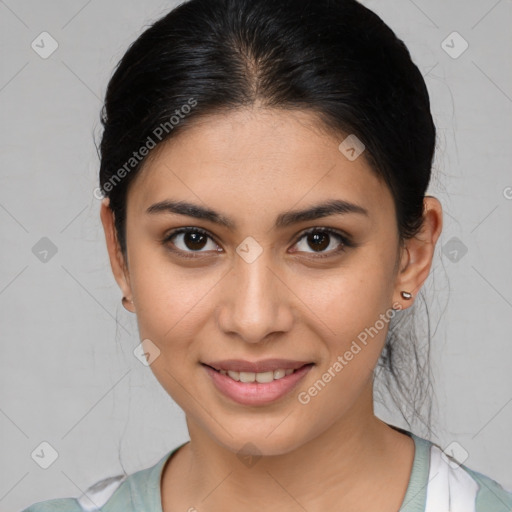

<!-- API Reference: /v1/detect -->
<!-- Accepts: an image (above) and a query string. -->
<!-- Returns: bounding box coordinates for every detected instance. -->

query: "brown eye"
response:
[306,231,330,251]
[180,231,208,250]
[292,228,352,257]
[163,227,220,257]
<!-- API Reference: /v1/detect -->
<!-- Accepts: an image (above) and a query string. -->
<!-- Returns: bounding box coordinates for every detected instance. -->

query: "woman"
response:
[22,0,512,510]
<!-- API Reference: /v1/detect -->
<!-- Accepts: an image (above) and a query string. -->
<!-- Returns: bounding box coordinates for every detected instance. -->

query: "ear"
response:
[100,197,135,313]
[393,196,443,309]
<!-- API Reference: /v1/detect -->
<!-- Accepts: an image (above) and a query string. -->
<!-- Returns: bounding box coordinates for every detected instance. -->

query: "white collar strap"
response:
[424,444,479,512]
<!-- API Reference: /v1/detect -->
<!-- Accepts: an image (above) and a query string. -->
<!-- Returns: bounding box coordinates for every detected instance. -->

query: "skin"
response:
[100,108,443,512]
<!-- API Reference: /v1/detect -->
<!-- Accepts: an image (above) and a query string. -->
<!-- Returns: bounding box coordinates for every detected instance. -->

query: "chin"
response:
[212,426,310,458]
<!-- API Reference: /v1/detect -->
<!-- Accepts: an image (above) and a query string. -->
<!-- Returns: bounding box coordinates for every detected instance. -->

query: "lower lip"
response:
[202,363,314,406]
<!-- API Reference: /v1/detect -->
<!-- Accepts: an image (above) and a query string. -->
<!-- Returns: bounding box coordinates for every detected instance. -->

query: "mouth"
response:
[201,362,315,406]
[201,362,314,384]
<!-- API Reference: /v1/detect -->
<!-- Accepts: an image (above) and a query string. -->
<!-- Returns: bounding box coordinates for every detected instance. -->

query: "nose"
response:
[216,247,294,344]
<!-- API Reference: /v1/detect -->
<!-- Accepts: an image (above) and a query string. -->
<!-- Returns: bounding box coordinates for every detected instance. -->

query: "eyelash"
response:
[162,227,354,260]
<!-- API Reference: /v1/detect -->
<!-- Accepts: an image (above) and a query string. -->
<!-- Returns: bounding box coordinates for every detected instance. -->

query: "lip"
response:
[202,362,314,406]
[203,359,312,373]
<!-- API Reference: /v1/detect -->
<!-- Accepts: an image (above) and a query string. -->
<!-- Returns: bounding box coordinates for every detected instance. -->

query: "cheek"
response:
[127,242,219,343]
[296,259,393,338]
[129,262,219,404]
[293,262,394,390]
[133,267,218,344]
[293,274,393,425]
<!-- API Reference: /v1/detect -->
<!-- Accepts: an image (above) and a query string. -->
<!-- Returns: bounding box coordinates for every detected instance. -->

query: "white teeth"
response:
[220,368,297,382]
[240,371,256,383]
[274,369,286,379]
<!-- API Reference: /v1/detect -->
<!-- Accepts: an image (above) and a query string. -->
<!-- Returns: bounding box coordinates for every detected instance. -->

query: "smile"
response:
[213,367,296,383]
[202,363,314,406]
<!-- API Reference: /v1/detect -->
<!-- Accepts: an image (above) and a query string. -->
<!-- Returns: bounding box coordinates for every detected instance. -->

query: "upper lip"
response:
[203,359,313,373]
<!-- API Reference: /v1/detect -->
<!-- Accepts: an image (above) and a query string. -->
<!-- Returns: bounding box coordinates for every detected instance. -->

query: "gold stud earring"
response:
[122,296,134,311]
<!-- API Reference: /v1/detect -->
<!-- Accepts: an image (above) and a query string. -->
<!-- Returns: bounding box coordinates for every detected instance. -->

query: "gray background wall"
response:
[1,1,511,510]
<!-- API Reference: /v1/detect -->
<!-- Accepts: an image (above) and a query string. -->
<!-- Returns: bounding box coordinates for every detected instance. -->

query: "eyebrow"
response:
[146,199,369,229]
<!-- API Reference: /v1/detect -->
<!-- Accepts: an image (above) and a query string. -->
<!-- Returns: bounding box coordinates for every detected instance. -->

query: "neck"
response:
[162,384,414,511]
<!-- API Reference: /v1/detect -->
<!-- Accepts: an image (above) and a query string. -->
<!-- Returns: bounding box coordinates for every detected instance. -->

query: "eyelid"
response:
[293,226,353,246]
[290,226,354,258]
[162,226,221,259]
[162,225,354,258]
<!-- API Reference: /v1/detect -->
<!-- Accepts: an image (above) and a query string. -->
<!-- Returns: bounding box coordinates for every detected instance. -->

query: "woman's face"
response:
[104,108,408,455]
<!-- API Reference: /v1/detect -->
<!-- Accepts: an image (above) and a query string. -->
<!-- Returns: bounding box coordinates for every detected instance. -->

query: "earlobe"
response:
[121,296,135,312]
[100,198,134,309]
[393,196,443,309]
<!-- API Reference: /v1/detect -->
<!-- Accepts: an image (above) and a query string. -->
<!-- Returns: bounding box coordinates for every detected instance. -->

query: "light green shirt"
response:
[21,428,512,511]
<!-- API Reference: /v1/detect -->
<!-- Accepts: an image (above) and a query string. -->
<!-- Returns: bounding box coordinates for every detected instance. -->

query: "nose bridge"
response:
[218,240,291,343]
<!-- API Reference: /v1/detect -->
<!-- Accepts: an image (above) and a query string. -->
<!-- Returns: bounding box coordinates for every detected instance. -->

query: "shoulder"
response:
[20,444,186,512]
[425,438,512,512]
[463,465,512,511]
[20,498,83,512]
[19,474,127,512]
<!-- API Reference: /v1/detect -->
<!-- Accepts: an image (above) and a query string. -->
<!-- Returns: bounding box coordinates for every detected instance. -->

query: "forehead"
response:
[126,108,395,227]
